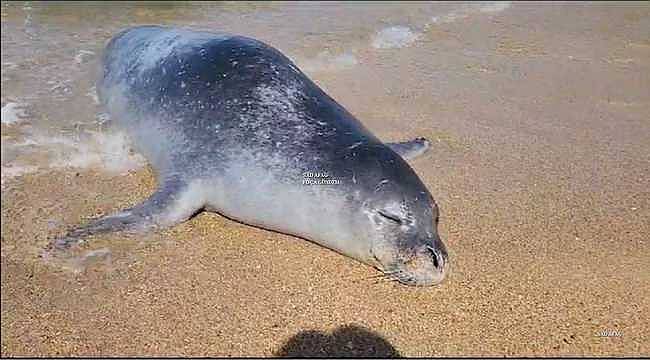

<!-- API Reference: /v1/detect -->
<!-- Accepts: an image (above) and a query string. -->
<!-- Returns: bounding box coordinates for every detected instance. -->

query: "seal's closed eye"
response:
[377,210,403,224]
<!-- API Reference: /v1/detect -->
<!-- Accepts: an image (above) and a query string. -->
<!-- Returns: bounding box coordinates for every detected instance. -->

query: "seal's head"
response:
[367,192,449,286]
[355,150,449,286]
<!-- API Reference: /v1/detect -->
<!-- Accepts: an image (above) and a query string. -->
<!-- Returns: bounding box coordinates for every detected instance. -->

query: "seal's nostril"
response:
[426,246,448,274]
[437,253,446,272]
[431,251,439,269]
[426,245,443,270]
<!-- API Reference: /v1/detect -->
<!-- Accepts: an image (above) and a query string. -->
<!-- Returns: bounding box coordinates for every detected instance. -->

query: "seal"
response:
[50,26,449,286]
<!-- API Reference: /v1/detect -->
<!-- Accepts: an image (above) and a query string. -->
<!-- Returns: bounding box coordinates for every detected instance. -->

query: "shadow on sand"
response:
[275,324,401,358]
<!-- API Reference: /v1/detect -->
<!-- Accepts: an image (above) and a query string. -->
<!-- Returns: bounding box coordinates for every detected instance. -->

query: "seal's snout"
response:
[383,244,449,287]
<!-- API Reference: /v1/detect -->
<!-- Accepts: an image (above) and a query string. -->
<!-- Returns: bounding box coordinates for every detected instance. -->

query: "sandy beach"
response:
[2,2,649,357]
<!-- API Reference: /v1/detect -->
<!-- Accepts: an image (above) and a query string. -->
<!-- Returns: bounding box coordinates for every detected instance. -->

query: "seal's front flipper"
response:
[48,177,204,251]
[386,137,431,160]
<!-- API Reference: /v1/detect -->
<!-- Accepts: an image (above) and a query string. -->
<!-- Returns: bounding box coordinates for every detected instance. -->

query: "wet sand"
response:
[2,2,649,357]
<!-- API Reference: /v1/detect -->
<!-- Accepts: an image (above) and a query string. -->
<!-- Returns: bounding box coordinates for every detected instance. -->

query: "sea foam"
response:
[1,102,27,125]
[297,51,359,73]
[372,26,421,49]
[45,130,146,173]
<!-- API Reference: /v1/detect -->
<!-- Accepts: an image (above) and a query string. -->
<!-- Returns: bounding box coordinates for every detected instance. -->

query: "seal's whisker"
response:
[372,275,401,285]
[379,270,401,276]
[374,270,404,283]
[346,270,402,287]
[365,273,391,279]
[339,271,393,284]
[353,271,401,284]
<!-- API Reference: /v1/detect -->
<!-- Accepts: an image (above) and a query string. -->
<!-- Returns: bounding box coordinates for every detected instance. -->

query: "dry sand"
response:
[2,2,649,357]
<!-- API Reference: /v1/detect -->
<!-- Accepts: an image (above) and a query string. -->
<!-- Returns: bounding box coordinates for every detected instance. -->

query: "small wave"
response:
[297,51,359,73]
[430,11,466,25]
[74,49,96,64]
[1,128,146,188]
[1,62,19,83]
[1,102,27,125]
[429,1,511,26]
[86,86,100,105]
[372,26,421,49]
[1,164,39,187]
[478,2,511,13]
[45,130,146,173]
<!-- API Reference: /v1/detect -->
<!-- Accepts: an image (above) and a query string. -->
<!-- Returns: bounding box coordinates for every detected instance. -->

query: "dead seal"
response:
[49,25,449,286]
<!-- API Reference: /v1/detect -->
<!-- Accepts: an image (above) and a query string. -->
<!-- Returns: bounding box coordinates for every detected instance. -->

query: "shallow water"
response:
[1,1,515,184]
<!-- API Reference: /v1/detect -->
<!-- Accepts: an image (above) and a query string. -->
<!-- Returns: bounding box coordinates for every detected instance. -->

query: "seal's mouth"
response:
[381,245,449,286]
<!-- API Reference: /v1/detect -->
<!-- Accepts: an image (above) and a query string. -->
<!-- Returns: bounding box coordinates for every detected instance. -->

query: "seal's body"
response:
[54,26,448,286]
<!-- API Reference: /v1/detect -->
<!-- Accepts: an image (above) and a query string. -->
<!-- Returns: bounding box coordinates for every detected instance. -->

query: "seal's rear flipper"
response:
[386,137,431,160]
[47,177,204,251]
